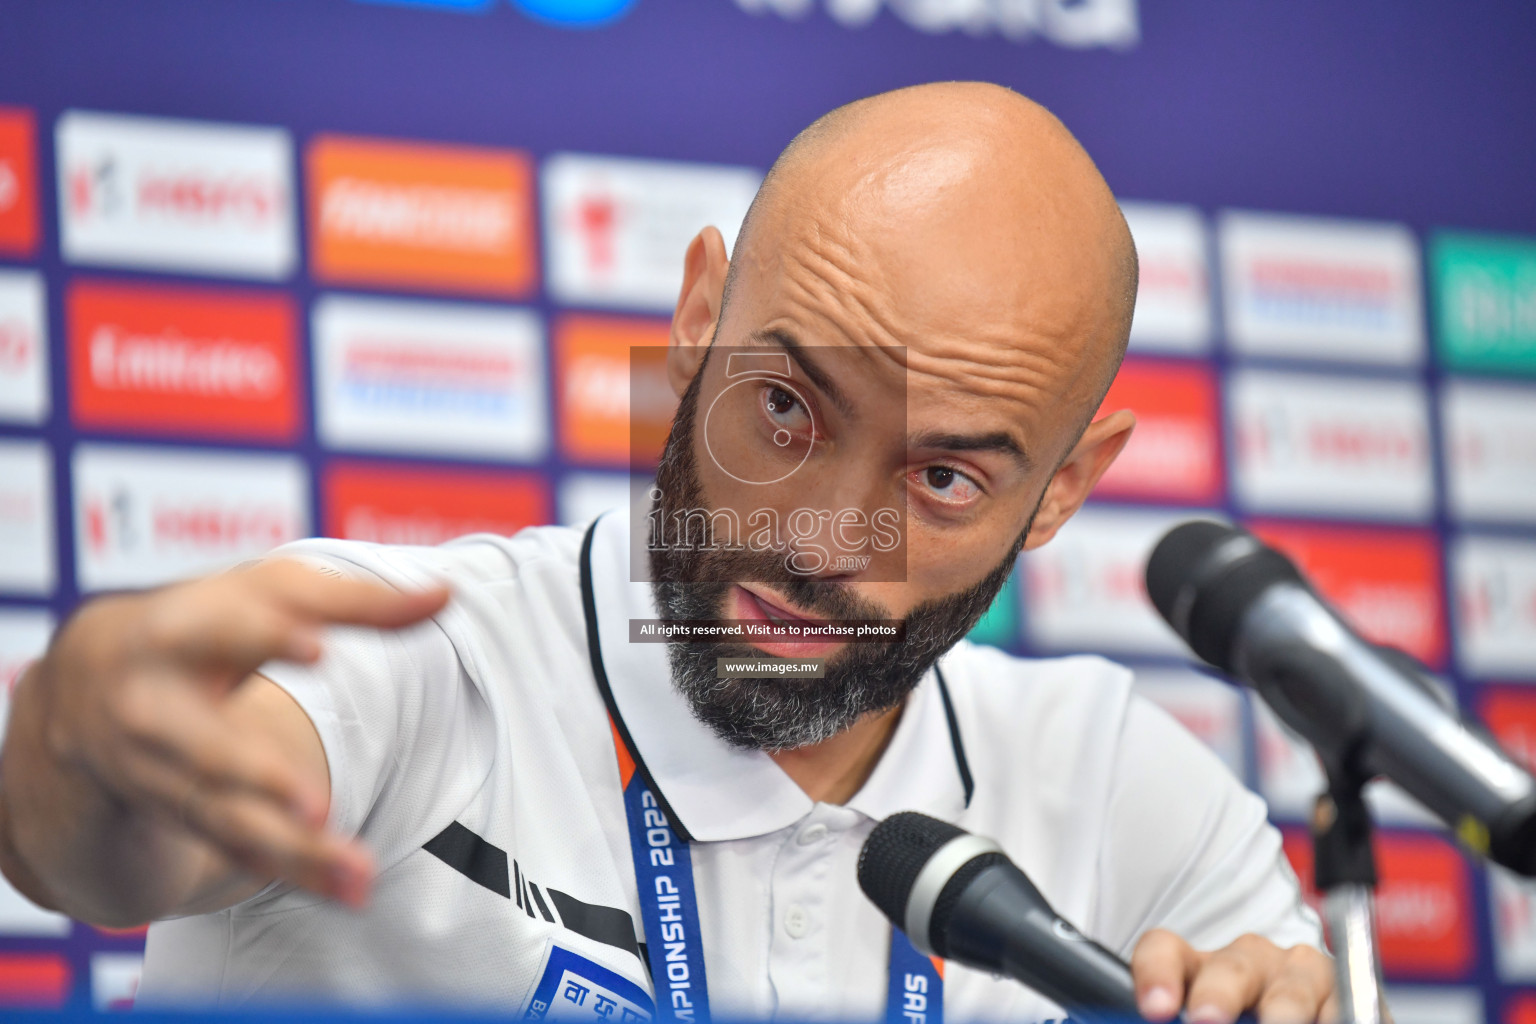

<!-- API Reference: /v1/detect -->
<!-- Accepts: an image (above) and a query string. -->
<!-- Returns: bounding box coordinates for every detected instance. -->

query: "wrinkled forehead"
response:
[720,136,1125,454]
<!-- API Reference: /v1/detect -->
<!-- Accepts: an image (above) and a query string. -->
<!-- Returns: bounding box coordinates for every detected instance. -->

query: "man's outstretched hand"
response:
[0,559,448,926]
[1131,929,1337,1024]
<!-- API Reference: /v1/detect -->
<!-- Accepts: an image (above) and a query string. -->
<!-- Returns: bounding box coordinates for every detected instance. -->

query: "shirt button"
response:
[797,823,829,846]
[784,904,809,939]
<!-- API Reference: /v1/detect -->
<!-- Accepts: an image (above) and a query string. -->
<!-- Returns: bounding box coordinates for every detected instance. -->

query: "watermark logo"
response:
[632,345,907,583]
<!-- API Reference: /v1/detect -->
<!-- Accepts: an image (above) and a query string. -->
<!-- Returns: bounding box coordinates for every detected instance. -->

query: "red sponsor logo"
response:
[1096,359,1222,504]
[68,280,300,441]
[0,954,71,1007]
[1283,829,1474,978]
[83,494,295,560]
[69,160,280,227]
[1508,992,1536,1024]
[1248,521,1447,668]
[0,107,39,256]
[323,461,550,545]
[1480,689,1536,775]
[1249,259,1398,299]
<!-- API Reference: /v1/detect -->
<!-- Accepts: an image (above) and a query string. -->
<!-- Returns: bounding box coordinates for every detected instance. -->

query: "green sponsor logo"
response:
[1432,232,1536,374]
[967,567,1019,649]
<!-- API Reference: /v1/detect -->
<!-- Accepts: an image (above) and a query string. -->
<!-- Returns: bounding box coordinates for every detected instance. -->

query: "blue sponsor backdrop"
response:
[1,0,1536,1018]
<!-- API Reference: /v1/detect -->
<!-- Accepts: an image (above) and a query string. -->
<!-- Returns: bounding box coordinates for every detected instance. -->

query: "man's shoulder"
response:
[940,638,1137,722]
[270,519,589,593]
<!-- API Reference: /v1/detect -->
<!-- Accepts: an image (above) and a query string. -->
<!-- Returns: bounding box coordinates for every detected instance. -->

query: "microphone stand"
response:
[1311,755,1391,1024]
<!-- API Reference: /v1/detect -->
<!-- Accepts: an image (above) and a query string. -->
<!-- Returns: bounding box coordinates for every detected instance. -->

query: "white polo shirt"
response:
[140,509,1322,1021]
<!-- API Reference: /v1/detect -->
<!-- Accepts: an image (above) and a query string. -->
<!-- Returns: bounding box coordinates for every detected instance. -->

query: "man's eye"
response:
[762,386,811,430]
[920,465,981,504]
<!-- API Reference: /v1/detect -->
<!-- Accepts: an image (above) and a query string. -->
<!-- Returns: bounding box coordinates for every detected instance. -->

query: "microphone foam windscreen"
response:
[858,811,964,926]
[1144,519,1236,626]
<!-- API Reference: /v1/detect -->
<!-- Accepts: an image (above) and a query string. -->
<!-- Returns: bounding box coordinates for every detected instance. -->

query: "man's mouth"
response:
[741,586,817,628]
[731,585,846,659]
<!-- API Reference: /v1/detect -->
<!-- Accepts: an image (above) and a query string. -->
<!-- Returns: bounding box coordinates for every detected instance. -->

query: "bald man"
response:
[0,84,1335,1023]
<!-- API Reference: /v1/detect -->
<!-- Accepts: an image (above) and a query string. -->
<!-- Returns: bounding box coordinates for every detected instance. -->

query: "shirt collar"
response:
[583,507,972,843]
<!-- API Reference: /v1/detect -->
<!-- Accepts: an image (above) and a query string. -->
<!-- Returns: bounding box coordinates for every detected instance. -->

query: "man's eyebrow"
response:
[745,328,853,417]
[909,429,1034,472]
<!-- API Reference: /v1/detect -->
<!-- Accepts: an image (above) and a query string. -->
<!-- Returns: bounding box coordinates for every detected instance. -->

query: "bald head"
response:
[723,82,1137,437]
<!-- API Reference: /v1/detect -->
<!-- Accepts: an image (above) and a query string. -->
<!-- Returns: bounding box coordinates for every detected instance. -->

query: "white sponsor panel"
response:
[1383,986,1483,1024]
[0,440,55,595]
[57,110,296,279]
[0,607,70,937]
[543,154,759,312]
[1132,667,1245,779]
[73,443,309,592]
[735,0,1140,48]
[1229,369,1434,521]
[90,952,143,1011]
[559,472,633,528]
[1220,211,1424,365]
[1253,701,1439,826]
[1442,380,1536,525]
[1120,202,1211,354]
[1452,535,1536,680]
[1491,865,1536,981]
[1021,505,1210,656]
[314,294,548,462]
[0,269,48,423]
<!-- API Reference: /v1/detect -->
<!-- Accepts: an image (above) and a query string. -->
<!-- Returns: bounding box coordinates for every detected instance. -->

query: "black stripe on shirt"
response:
[423,821,510,898]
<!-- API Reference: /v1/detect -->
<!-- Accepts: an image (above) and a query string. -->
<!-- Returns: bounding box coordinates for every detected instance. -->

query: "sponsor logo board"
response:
[1220,211,1424,366]
[0,106,39,256]
[314,294,547,462]
[1283,828,1474,979]
[1248,520,1446,668]
[543,153,759,312]
[89,953,142,1011]
[1442,380,1536,525]
[733,0,1140,48]
[1132,667,1245,779]
[558,472,633,528]
[1095,358,1222,504]
[68,280,300,441]
[1432,233,1536,376]
[1452,535,1536,681]
[1383,986,1483,1024]
[0,440,55,595]
[0,608,69,939]
[1120,202,1211,354]
[1020,505,1206,656]
[0,953,71,1007]
[57,110,296,280]
[555,315,675,465]
[1254,701,1438,827]
[323,461,550,545]
[73,443,309,592]
[0,269,49,424]
[1229,369,1434,522]
[308,135,536,297]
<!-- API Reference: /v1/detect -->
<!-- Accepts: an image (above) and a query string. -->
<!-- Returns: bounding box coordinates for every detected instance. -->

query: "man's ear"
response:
[668,226,730,398]
[1022,409,1136,551]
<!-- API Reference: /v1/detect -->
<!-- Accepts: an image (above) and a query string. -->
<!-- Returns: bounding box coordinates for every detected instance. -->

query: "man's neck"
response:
[768,702,905,804]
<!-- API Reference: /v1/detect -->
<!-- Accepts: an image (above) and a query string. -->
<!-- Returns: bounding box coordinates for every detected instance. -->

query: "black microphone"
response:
[1146,519,1536,875]
[857,811,1144,1024]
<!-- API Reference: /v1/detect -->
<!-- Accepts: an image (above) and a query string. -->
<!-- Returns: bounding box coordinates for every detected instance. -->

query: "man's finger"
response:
[129,687,326,826]
[1184,934,1277,1024]
[250,560,450,630]
[181,787,373,907]
[1130,928,1202,1022]
[1254,946,1334,1024]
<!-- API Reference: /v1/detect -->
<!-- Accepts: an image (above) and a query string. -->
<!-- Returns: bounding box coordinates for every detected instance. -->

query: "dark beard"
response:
[647,363,1032,752]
